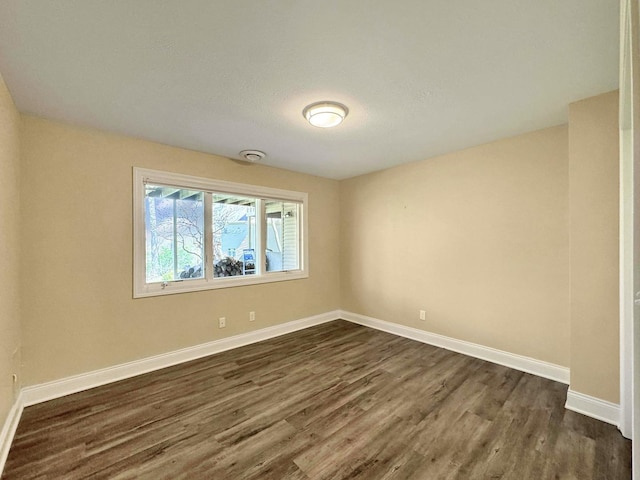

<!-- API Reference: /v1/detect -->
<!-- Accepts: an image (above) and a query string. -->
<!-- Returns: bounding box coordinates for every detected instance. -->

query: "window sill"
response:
[133,270,309,298]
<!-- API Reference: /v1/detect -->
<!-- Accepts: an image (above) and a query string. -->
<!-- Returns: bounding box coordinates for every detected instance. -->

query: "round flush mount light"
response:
[303,101,349,128]
[239,150,266,162]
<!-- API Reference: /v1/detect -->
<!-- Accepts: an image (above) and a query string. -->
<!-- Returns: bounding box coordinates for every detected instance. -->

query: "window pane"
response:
[144,185,205,282]
[212,194,256,277]
[265,200,299,272]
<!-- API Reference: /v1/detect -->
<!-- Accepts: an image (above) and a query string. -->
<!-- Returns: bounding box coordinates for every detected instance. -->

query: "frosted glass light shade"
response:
[303,102,348,128]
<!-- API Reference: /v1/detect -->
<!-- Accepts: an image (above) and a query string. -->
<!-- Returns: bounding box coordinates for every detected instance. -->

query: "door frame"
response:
[619,2,639,476]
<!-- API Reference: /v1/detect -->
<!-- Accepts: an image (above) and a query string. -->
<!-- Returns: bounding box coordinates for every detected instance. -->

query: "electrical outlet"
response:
[249,311,255,322]
[218,317,226,328]
[419,310,426,321]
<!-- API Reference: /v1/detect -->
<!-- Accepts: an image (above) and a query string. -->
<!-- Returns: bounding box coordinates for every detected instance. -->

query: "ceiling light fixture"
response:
[239,150,266,162]
[303,101,348,128]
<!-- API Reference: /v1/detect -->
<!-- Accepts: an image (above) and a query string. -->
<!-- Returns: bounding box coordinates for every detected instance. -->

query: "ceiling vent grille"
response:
[239,150,266,162]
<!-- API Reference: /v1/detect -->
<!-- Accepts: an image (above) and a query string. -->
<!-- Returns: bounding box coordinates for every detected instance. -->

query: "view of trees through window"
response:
[144,186,300,283]
[144,186,204,282]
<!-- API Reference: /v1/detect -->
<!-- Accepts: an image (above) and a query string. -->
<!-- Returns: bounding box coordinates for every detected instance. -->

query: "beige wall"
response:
[340,125,571,367]
[20,116,340,385]
[569,91,620,403]
[0,74,21,424]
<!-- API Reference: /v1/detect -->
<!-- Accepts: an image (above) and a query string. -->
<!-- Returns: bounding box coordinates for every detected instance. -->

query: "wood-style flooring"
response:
[2,320,631,479]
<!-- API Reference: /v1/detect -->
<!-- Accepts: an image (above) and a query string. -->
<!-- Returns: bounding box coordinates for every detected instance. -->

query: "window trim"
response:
[133,167,309,298]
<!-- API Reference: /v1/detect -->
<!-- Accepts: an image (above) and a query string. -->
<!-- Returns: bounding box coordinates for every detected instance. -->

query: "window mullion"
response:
[256,198,265,275]
[172,198,178,281]
[204,192,213,281]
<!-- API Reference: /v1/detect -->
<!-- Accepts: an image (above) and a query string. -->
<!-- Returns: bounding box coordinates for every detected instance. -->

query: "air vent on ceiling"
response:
[239,150,266,162]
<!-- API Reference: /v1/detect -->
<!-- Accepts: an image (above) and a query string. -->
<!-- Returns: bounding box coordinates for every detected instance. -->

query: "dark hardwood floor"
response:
[2,320,631,479]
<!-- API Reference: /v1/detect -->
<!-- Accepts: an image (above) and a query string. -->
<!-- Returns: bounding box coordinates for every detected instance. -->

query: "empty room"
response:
[0,1,638,479]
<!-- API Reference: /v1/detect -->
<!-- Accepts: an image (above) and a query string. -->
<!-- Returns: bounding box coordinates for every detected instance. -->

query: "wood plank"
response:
[1,320,631,479]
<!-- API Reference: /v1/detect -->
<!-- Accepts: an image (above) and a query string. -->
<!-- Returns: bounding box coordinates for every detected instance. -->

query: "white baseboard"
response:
[0,392,24,476]
[21,310,341,407]
[565,389,620,426]
[339,310,571,384]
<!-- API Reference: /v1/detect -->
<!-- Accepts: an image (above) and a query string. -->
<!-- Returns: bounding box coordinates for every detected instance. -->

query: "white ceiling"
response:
[0,1,619,179]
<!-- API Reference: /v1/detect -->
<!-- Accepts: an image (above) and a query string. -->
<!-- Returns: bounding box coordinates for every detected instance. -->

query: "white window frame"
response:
[133,167,308,298]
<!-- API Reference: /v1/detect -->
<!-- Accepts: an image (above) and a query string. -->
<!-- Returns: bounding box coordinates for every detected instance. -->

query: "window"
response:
[134,168,308,297]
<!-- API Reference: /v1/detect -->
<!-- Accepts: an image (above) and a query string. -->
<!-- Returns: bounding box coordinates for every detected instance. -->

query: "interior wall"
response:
[0,73,21,422]
[340,125,571,367]
[20,116,341,386]
[568,90,620,403]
